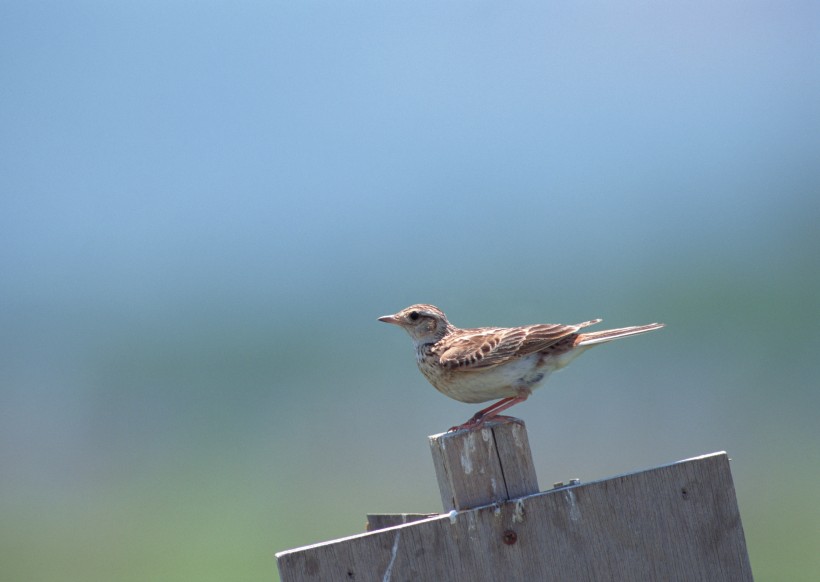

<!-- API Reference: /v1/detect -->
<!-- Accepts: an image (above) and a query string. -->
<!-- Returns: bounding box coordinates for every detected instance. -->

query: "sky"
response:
[1,1,819,581]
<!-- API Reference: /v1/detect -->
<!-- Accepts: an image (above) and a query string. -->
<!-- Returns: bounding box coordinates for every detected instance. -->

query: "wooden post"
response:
[276,420,753,582]
[429,417,539,511]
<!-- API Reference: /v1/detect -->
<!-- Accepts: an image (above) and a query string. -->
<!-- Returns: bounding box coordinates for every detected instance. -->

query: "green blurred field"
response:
[2,2,818,581]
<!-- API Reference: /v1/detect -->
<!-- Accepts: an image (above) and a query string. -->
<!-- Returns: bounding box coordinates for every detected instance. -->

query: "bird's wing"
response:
[435,323,592,370]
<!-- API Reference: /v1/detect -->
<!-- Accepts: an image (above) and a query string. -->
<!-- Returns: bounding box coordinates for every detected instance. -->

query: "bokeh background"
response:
[2,1,818,580]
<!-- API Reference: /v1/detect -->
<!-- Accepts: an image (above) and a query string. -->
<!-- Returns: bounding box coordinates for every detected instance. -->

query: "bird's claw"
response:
[448,414,485,433]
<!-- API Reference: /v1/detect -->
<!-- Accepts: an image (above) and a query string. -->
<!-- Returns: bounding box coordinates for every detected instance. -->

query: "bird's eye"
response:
[409,311,420,321]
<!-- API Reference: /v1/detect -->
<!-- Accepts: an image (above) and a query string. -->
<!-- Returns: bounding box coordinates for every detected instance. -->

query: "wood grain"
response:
[429,417,539,511]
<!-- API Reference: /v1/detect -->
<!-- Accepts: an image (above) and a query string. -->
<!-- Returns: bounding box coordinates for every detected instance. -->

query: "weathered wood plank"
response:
[276,452,752,582]
[429,417,539,511]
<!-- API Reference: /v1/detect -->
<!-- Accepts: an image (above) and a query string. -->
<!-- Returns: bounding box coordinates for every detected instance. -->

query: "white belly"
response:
[420,353,552,404]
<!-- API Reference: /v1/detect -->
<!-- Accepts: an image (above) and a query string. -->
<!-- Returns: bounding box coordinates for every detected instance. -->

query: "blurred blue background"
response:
[1,1,818,580]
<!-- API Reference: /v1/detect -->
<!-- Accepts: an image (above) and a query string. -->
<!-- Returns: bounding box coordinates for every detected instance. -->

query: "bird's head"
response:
[378,304,453,345]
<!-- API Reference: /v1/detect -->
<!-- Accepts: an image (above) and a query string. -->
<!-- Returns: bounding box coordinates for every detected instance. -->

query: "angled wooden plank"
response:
[276,452,752,582]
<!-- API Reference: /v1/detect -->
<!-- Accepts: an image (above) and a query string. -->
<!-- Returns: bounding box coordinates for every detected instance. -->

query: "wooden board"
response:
[276,452,752,582]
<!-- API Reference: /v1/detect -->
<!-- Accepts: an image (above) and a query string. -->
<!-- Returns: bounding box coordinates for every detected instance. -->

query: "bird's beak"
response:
[378,314,401,325]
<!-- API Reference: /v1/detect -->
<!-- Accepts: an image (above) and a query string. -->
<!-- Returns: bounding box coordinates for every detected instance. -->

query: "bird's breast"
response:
[414,352,554,404]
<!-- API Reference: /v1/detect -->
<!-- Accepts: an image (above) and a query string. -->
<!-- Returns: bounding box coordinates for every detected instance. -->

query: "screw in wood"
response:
[502,530,518,545]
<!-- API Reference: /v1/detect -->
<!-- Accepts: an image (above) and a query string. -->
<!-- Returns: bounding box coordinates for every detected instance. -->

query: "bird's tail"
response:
[575,322,664,347]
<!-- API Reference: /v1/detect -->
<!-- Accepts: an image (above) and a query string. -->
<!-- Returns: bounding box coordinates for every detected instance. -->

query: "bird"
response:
[378,304,664,431]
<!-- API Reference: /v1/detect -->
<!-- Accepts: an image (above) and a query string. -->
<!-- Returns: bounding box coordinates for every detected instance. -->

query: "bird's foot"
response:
[447,396,528,432]
[447,413,522,433]
[448,409,490,432]
[447,420,480,433]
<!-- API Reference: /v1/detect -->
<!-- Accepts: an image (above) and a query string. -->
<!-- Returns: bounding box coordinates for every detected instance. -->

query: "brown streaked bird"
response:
[378,304,664,431]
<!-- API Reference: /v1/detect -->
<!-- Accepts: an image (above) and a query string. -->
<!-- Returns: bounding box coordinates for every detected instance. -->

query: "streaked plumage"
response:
[378,304,664,431]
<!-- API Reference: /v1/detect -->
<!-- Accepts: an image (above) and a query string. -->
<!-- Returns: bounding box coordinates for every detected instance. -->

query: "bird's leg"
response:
[474,395,528,422]
[470,397,519,422]
[448,396,528,432]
